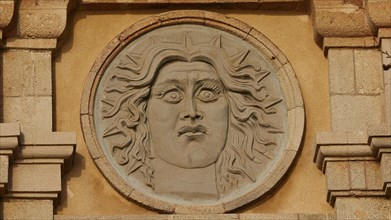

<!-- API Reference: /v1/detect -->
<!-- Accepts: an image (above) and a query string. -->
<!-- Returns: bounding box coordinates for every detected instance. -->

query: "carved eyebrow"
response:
[153,79,185,88]
[195,79,224,92]
[151,80,184,97]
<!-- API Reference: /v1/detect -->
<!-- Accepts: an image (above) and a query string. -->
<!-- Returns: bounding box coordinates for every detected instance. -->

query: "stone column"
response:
[0,1,77,219]
[312,0,391,219]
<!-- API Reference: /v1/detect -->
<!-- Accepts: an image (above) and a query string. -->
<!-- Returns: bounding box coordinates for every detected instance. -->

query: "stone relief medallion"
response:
[81,10,304,213]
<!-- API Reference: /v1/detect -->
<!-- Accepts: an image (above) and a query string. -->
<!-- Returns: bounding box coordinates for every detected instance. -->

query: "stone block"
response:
[33,131,76,146]
[2,199,53,220]
[312,2,375,37]
[323,37,378,51]
[328,49,355,95]
[354,49,383,95]
[325,161,350,191]
[348,161,366,190]
[0,123,20,137]
[381,38,391,70]
[11,164,61,193]
[0,137,18,149]
[19,0,69,9]
[3,96,53,142]
[364,161,383,190]
[347,131,368,144]
[240,213,298,220]
[335,197,391,219]
[330,95,383,132]
[174,205,225,214]
[17,9,67,38]
[2,50,52,97]
[384,84,391,125]
[0,1,14,29]
[4,38,57,50]
[368,0,391,27]
[380,154,391,185]
[0,155,9,184]
[315,131,348,145]
[172,214,237,220]
[298,213,334,220]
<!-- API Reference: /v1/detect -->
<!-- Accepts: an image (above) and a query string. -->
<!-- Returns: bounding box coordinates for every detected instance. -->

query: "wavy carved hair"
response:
[101,34,281,193]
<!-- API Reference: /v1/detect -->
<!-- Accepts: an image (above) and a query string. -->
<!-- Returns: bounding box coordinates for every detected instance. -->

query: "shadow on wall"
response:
[57,152,86,212]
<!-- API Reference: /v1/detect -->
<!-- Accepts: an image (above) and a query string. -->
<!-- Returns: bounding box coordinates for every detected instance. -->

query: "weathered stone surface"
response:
[4,38,57,50]
[0,123,20,137]
[323,37,379,51]
[17,9,67,38]
[380,154,391,187]
[330,95,383,132]
[365,161,383,190]
[298,213,335,220]
[312,0,375,38]
[240,213,298,220]
[335,197,391,219]
[326,162,350,191]
[368,0,391,27]
[2,96,52,143]
[354,49,383,95]
[349,161,366,190]
[33,131,76,146]
[18,0,69,9]
[0,0,14,29]
[11,164,61,193]
[54,215,173,220]
[382,38,391,125]
[2,199,53,220]
[0,155,9,192]
[2,50,52,97]
[328,49,355,95]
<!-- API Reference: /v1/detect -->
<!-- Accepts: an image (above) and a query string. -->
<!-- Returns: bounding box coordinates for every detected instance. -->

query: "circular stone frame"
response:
[81,10,304,213]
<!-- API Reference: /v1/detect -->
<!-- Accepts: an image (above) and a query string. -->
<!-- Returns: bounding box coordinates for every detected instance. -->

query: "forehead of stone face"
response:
[155,61,220,85]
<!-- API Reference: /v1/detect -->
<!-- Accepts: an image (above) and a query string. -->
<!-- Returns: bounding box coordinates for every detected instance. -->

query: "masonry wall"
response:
[54,9,333,215]
[1,0,390,219]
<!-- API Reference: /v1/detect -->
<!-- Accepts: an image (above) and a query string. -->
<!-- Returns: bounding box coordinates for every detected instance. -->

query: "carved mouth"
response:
[177,125,207,137]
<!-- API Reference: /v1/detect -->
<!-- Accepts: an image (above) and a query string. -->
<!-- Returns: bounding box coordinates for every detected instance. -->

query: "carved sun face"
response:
[147,61,229,169]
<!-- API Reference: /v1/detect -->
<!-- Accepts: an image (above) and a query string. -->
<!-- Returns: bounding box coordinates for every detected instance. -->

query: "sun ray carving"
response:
[230,49,250,68]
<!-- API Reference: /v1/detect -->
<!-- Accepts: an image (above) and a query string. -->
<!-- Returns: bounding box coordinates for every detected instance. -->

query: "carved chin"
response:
[154,142,224,169]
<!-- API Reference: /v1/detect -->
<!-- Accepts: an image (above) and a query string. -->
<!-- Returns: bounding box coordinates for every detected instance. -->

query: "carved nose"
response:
[181,98,203,120]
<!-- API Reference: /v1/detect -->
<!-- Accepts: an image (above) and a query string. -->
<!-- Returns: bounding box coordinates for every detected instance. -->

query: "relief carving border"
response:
[80,10,304,213]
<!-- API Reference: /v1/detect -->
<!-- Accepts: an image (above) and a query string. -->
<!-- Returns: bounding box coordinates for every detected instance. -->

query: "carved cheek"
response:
[148,100,180,123]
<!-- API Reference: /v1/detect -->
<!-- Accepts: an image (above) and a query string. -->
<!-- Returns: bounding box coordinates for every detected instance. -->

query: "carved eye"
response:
[197,90,219,102]
[162,90,183,103]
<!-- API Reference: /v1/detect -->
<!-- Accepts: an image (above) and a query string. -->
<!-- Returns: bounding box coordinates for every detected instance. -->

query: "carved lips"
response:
[177,125,207,138]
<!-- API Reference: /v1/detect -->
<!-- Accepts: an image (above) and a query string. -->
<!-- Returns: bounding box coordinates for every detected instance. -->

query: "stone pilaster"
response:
[312,0,391,218]
[0,0,77,219]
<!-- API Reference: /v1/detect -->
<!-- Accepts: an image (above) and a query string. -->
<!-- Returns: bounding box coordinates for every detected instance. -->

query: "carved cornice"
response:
[0,0,15,30]
[79,0,305,10]
[1,0,78,50]
[311,0,391,51]
[368,0,391,28]
[0,123,20,195]
[16,132,76,172]
[0,123,20,155]
[314,125,391,205]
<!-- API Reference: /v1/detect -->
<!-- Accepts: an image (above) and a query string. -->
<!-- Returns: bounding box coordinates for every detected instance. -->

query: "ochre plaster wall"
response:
[54,9,333,215]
